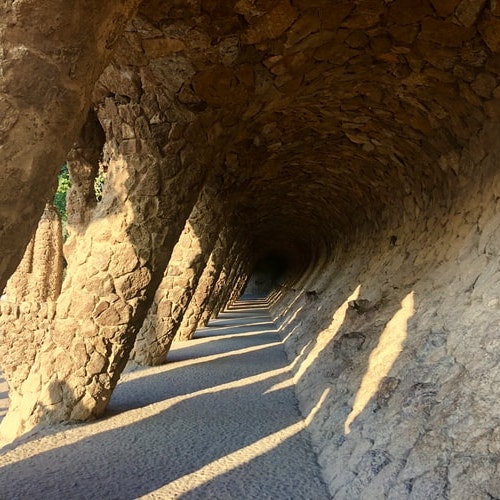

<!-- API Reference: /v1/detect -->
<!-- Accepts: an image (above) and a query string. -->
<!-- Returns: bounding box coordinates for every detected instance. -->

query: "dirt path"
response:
[0,299,330,499]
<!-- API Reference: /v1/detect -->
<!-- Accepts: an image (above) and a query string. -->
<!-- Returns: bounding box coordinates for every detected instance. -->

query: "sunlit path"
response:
[0,299,329,499]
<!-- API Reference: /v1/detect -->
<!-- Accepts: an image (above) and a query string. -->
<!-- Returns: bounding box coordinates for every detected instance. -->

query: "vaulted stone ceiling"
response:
[93,0,497,267]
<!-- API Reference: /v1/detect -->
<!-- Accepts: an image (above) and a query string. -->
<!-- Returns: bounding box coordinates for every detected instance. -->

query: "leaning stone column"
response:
[209,265,235,319]
[2,204,63,303]
[29,205,65,302]
[214,256,249,316]
[199,241,243,325]
[175,235,226,341]
[0,0,141,292]
[0,204,63,424]
[229,264,251,304]
[132,184,224,365]
[1,239,34,302]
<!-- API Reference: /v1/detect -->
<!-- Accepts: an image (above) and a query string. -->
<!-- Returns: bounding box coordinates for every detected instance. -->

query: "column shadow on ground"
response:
[0,303,330,499]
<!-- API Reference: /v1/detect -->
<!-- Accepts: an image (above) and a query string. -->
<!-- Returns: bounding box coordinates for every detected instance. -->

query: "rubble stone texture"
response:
[175,235,226,342]
[0,0,142,292]
[0,0,499,497]
[132,183,224,365]
[66,109,106,233]
[3,205,63,303]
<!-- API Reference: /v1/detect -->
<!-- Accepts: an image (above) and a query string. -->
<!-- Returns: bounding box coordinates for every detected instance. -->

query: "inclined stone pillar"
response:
[2,204,64,303]
[0,94,211,441]
[214,256,249,316]
[1,239,34,302]
[175,235,226,342]
[209,264,236,319]
[132,184,224,365]
[29,205,64,302]
[229,263,251,303]
[0,0,141,292]
[199,241,243,325]
[0,204,64,420]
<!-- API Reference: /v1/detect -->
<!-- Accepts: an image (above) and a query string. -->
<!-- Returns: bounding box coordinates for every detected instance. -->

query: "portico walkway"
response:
[0,299,329,499]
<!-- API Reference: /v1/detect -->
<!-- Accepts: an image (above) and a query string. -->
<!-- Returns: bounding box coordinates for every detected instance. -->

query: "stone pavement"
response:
[0,299,330,499]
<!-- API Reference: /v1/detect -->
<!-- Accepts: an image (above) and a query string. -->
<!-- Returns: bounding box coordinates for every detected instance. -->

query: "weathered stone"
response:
[471,72,497,97]
[192,66,249,107]
[2,204,63,303]
[114,267,152,301]
[0,6,498,499]
[341,0,386,29]
[388,0,434,24]
[239,0,298,44]
[479,12,500,51]
[430,0,461,17]
[454,0,487,27]
[142,37,186,57]
[419,17,475,46]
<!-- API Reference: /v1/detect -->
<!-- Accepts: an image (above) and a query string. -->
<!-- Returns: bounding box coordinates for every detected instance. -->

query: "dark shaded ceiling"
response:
[94,0,497,268]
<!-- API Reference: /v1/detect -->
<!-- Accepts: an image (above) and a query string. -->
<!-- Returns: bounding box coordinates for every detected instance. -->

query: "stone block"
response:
[484,99,500,120]
[430,0,461,17]
[142,37,186,58]
[86,352,107,376]
[388,0,434,24]
[286,11,321,47]
[114,267,151,300]
[471,72,497,97]
[492,0,500,15]
[119,138,141,155]
[454,0,486,27]
[420,17,475,46]
[479,12,500,51]
[241,0,298,44]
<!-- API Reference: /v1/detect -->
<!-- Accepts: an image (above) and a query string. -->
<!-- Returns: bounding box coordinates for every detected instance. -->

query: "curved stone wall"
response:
[270,123,500,497]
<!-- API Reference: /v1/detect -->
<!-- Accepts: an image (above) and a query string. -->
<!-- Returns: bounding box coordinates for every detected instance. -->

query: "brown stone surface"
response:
[0,1,499,496]
[2,205,63,303]
[132,182,224,365]
[0,0,142,292]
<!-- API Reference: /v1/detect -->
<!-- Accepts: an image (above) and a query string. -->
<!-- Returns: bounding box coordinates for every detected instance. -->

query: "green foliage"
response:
[53,164,71,223]
[94,169,105,202]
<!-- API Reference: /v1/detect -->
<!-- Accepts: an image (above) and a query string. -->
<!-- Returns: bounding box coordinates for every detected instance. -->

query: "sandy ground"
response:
[0,299,330,499]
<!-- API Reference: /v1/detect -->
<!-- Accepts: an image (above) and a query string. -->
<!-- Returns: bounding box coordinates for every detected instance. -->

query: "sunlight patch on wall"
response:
[344,291,415,434]
[294,285,361,383]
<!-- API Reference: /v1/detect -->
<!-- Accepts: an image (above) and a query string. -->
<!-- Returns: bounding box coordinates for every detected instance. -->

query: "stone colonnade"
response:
[0,93,247,443]
[0,0,259,440]
[132,181,226,365]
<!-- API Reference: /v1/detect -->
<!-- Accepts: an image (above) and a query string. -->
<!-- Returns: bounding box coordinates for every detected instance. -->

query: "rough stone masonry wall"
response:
[0,204,63,392]
[271,125,500,499]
